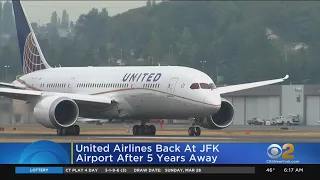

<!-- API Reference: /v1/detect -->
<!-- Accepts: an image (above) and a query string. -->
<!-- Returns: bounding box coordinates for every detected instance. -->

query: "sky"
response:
[20,1,147,24]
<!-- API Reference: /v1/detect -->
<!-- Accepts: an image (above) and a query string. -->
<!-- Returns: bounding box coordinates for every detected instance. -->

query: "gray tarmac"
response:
[6,123,320,130]
[0,133,320,142]
[1,123,320,142]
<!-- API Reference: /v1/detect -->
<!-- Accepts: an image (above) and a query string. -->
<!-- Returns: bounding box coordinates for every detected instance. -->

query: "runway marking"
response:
[92,136,234,140]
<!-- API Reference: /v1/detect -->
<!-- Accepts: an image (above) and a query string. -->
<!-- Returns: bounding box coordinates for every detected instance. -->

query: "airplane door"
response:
[167,77,179,97]
[67,77,76,93]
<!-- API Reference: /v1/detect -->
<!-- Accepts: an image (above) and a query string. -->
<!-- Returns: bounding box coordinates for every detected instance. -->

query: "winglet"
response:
[283,75,289,80]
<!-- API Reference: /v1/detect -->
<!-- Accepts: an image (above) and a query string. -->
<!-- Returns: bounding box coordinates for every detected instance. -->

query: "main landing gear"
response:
[132,120,156,136]
[57,124,80,136]
[188,118,201,136]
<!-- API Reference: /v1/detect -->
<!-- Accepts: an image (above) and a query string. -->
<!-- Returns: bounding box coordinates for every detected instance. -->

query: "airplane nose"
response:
[203,93,221,108]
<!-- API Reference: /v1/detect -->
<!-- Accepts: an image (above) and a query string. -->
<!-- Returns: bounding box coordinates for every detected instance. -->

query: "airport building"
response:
[0,97,13,125]
[2,84,320,126]
[223,85,317,126]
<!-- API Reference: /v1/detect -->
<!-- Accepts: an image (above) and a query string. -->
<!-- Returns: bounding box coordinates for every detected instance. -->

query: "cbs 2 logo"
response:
[267,143,294,159]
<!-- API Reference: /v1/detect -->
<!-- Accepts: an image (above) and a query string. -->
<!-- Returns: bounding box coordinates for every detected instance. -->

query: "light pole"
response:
[216,60,225,82]
[120,49,123,60]
[148,56,154,66]
[200,61,206,72]
[284,45,288,66]
[168,45,173,55]
[168,45,174,65]
[4,65,9,82]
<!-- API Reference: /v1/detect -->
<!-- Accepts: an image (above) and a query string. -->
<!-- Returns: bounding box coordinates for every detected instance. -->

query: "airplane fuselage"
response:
[14,66,222,120]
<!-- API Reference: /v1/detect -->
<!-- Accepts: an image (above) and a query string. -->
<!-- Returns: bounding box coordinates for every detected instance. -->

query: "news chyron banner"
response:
[0,140,319,166]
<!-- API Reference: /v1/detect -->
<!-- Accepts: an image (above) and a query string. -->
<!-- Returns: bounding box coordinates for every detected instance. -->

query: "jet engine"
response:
[199,98,235,129]
[33,96,79,129]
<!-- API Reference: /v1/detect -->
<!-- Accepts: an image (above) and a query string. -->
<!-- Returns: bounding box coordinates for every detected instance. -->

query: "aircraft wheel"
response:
[138,125,145,135]
[133,125,140,135]
[56,125,80,136]
[69,125,75,135]
[188,127,195,136]
[194,127,201,136]
[73,125,80,135]
[149,125,156,136]
[57,128,62,136]
[61,128,67,135]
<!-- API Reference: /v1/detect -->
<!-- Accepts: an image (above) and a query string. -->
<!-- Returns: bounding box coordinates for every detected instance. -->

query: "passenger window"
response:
[190,83,200,89]
[200,83,210,89]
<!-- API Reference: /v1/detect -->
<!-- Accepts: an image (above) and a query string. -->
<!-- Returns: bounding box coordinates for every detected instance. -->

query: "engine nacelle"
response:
[33,96,79,129]
[200,98,235,129]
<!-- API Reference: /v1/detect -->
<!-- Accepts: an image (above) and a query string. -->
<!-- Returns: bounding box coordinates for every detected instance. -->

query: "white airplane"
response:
[2,0,288,136]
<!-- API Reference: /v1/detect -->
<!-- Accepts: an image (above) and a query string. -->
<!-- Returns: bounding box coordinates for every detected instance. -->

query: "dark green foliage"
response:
[1,1,320,84]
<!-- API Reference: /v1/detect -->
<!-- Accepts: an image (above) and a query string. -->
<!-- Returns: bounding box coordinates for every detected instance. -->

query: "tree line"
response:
[0,1,320,84]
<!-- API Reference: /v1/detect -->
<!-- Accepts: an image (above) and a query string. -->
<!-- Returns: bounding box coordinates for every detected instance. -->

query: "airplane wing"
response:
[77,118,109,123]
[0,82,26,89]
[216,75,289,95]
[0,87,114,105]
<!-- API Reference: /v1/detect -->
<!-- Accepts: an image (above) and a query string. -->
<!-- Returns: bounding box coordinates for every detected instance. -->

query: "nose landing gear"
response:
[188,118,202,136]
[188,126,201,136]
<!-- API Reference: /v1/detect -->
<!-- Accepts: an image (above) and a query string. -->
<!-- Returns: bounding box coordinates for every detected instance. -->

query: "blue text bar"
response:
[15,167,63,174]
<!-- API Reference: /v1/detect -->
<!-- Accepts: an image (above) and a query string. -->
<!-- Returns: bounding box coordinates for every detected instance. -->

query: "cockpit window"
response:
[209,83,216,90]
[200,83,210,89]
[190,83,200,89]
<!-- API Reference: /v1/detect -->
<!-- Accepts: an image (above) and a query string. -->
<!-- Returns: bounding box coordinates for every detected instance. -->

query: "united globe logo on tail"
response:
[23,33,46,74]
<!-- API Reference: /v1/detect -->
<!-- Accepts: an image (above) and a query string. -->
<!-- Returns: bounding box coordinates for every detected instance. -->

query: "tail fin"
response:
[12,0,51,74]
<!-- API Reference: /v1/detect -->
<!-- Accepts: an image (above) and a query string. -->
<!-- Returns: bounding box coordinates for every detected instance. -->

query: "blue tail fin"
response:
[12,0,51,74]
